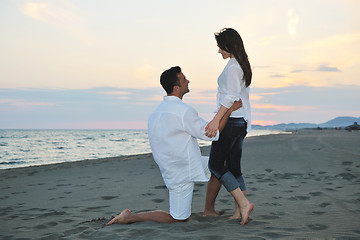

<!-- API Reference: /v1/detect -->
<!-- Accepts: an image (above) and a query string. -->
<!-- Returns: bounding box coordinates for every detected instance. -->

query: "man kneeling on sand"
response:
[106,66,253,225]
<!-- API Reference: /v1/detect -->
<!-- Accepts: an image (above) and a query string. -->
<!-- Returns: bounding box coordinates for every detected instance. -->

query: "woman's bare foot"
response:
[229,214,241,220]
[106,209,132,225]
[240,202,254,226]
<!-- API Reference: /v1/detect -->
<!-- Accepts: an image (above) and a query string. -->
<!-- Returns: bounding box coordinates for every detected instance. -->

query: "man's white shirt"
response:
[148,96,219,189]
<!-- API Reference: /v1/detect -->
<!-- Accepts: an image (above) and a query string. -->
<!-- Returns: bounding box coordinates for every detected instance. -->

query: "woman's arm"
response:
[206,100,242,137]
[218,99,242,132]
[205,105,228,136]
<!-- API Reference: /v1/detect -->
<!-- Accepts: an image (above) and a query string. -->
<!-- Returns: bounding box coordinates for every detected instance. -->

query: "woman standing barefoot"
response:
[203,28,254,224]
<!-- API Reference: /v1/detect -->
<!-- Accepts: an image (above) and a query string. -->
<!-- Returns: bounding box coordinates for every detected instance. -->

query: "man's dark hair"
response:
[160,66,181,94]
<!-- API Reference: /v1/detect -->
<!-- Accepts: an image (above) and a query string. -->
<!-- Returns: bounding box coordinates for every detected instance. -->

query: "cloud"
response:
[259,36,275,46]
[250,95,263,101]
[57,120,148,129]
[1,85,359,128]
[100,90,132,100]
[184,89,217,105]
[20,2,47,21]
[252,104,296,112]
[288,9,299,36]
[304,33,360,68]
[0,98,57,109]
[19,0,94,44]
[252,85,360,110]
[316,65,341,72]
[134,64,158,86]
[252,120,278,126]
[101,91,131,96]
[271,74,286,78]
[253,66,272,69]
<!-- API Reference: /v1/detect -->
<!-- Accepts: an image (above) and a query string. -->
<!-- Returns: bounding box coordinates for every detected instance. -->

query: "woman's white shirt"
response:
[216,57,251,132]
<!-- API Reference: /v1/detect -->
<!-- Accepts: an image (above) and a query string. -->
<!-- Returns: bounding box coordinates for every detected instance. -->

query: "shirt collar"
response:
[163,95,182,102]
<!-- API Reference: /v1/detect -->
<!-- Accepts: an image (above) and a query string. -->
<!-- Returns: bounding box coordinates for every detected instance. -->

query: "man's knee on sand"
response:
[169,182,194,221]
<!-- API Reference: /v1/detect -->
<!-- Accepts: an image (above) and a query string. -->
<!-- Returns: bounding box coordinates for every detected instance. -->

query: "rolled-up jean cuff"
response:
[237,175,246,191]
[220,171,241,192]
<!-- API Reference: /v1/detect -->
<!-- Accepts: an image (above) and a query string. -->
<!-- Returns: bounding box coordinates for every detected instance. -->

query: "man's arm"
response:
[218,99,242,133]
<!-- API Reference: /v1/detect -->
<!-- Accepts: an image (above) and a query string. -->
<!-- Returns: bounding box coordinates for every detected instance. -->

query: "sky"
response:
[1,0,359,129]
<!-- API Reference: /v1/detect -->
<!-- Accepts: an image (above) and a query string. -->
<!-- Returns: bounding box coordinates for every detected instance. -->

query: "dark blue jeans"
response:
[208,117,247,192]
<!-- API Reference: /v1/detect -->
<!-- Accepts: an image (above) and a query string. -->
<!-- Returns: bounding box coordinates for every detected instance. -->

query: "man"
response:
[106,66,241,225]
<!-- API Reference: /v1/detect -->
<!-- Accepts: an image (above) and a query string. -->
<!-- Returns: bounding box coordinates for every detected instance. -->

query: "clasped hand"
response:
[205,99,243,138]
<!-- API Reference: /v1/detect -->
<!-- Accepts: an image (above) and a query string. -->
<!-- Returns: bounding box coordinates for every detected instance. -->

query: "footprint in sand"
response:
[261,232,290,239]
[319,202,331,207]
[33,222,58,230]
[336,173,356,180]
[258,214,280,220]
[288,196,310,201]
[142,192,155,196]
[27,171,38,176]
[63,227,89,236]
[307,224,328,230]
[152,199,164,203]
[219,199,229,204]
[60,219,75,223]
[101,196,118,200]
[11,191,27,195]
[81,206,110,212]
[309,191,323,197]
[56,184,72,187]
[263,202,282,206]
[311,210,325,215]
[38,211,67,218]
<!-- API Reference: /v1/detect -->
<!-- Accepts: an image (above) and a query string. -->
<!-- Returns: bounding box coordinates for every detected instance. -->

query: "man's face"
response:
[177,72,190,95]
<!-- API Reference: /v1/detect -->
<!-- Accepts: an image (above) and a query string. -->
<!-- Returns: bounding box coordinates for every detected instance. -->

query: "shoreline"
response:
[0,128,289,170]
[1,129,359,239]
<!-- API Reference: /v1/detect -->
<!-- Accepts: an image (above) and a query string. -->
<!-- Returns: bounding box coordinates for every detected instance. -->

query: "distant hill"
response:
[319,116,360,128]
[252,116,360,130]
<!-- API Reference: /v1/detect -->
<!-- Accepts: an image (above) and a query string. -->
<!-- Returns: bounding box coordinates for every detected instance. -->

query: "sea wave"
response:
[0,129,289,170]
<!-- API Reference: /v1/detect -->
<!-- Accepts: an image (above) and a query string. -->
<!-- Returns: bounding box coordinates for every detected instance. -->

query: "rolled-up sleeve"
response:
[183,107,219,141]
[220,66,242,108]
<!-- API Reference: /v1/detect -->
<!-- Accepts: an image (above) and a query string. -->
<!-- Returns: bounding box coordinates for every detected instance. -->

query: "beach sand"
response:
[1,129,359,239]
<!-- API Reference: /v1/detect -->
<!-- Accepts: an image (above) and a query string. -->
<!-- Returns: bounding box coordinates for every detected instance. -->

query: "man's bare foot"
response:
[106,209,132,225]
[203,210,220,217]
[240,202,254,226]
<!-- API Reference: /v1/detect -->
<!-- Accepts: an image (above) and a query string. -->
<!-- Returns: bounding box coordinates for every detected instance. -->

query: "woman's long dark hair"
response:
[215,28,252,87]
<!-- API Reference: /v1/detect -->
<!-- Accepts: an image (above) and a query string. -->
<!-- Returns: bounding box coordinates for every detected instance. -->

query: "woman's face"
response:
[218,47,233,59]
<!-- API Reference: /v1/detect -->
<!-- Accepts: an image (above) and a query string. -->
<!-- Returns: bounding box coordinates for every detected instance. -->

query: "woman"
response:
[203,28,254,225]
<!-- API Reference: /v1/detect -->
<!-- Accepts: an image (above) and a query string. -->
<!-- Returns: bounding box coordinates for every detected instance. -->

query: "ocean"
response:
[0,129,288,170]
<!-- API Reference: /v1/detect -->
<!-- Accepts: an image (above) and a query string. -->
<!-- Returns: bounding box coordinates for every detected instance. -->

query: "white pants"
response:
[169,182,194,220]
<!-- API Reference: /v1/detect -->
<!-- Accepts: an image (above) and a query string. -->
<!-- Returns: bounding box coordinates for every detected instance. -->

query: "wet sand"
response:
[1,129,359,239]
